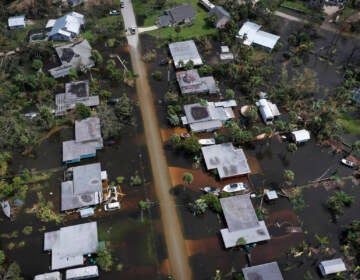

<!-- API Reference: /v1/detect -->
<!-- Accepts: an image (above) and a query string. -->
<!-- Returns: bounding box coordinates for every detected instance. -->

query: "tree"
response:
[38,105,55,130]
[68,68,78,81]
[91,49,103,65]
[182,136,201,154]
[114,93,134,125]
[152,70,163,81]
[96,247,113,272]
[170,133,181,148]
[164,90,179,104]
[225,89,235,99]
[98,104,124,140]
[182,173,194,185]
[189,198,207,215]
[288,143,298,153]
[139,200,150,222]
[284,169,295,183]
[0,262,23,280]
[31,59,43,70]
[327,191,355,220]
[99,90,112,99]
[75,103,91,119]
[236,237,247,246]
[246,106,258,123]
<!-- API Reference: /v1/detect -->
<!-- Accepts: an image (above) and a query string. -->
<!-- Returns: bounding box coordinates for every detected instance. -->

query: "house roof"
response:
[202,143,251,178]
[237,21,280,50]
[242,262,284,280]
[49,40,95,78]
[220,194,270,247]
[209,6,231,27]
[159,4,196,27]
[319,258,346,276]
[49,12,84,38]
[176,69,218,95]
[220,195,259,231]
[62,139,102,163]
[34,271,61,280]
[44,222,98,270]
[65,266,98,279]
[256,98,280,122]
[291,129,310,143]
[61,163,103,211]
[8,15,25,27]
[75,117,102,142]
[169,40,203,68]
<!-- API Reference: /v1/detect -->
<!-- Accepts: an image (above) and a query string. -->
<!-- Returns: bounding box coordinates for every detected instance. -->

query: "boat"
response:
[223,182,247,193]
[341,158,356,168]
[198,138,215,146]
[1,200,11,218]
[201,186,220,196]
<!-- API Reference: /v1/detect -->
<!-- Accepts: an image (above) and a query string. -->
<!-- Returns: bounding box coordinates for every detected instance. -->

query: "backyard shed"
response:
[256,98,280,124]
[319,258,346,276]
[291,129,310,144]
[8,16,25,29]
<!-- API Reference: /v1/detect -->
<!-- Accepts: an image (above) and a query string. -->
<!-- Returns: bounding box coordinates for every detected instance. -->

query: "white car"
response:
[129,26,136,35]
[104,202,121,211]
[24,112,37,119]
[109,10,121,15]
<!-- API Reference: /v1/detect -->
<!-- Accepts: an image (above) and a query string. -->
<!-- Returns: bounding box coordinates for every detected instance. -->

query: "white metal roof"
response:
[169,40,203,68]
[8,15,25,27]
[34,271,61,280]
[65,265,98,279]
[319,258,346,276]
[291,129,310,143]
[46,19,56,29]
[237,21,280,50]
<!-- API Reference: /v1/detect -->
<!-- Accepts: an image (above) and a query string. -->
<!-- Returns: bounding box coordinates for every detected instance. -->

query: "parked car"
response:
[129,26,136,35]
[341,158,356,168]
[159,59,168,66]
[109,10,121,15]
[201,186,220,196]
[24,112,37,119]
[107,98,119,105]
[104,202,121,211]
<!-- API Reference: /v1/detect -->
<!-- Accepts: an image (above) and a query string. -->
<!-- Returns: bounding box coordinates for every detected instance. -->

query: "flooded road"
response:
[121,1,192,279]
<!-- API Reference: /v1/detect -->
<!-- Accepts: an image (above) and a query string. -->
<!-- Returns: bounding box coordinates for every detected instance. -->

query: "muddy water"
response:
[128,44,192,279]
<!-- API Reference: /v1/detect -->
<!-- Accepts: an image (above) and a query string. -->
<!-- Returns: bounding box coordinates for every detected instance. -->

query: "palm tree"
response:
[284,169,295,185]
[182,173,194,185]
[139,200,150,223]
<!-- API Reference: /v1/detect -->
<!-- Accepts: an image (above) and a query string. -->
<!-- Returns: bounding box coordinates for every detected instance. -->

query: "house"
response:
[220,194,270,248]
[319,258,346,276]
[48,12,84,41]
[242,262,284,280]
[34,271,61,280]
[181,100,236,133]
[44,222,98,270]
[55,80,99,116]
[176,69,219,95]
[199,0,215,10]
[201,143,251,179]
[169,40,203,68]
[62,117,103,164]
[158,4,196,27]
[236,21,280,51]
[291,129,310,144]
[66,266,99,280]
[61,163,105,211]
[220,45,234,61]
[49,39,95,78]
[256,98,280,124]
[208,6,231,29]
[8,16,25,29]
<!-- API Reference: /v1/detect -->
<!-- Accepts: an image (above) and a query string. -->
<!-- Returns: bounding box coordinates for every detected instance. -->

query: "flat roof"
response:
[34,271,61,280]
[65,265,98,279]
[319,258,346,276]
[169,40,203,68]
[75,117,102,142]
[202,143,251,179]
[176,69,208,95]
[242,262,284,280]
[291,129,310,142]
[220,195,259,231]
[44,222,98,270]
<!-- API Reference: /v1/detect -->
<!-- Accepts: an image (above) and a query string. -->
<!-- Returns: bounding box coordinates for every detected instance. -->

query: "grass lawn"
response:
[280,1,311,14]
[339,114,360,135]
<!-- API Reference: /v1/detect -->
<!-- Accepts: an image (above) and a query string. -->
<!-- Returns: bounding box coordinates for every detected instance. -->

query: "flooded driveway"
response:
[121,1,192,279]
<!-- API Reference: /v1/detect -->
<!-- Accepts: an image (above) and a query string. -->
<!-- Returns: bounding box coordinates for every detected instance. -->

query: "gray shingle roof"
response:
[242,262,284,280]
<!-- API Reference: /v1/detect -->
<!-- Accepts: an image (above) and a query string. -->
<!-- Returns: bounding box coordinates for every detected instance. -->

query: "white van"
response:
[104,202,120,211]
